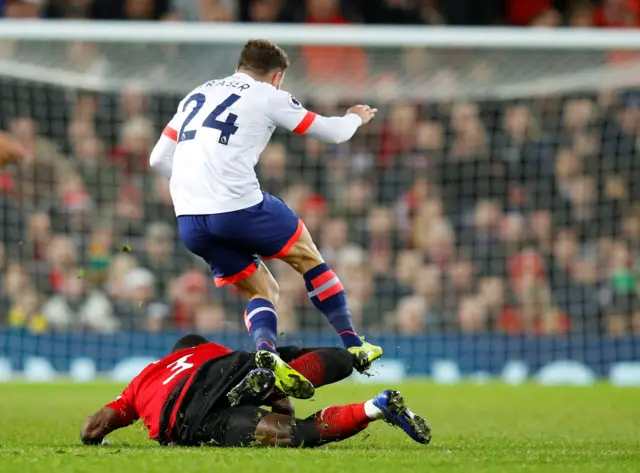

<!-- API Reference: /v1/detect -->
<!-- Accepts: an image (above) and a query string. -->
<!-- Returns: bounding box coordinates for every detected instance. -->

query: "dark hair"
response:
[172,334,208,353]
[237,39,289,76]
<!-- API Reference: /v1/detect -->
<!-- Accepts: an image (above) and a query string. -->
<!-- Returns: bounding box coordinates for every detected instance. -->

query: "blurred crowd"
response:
[1,0,640,28]
[0,0,638,338]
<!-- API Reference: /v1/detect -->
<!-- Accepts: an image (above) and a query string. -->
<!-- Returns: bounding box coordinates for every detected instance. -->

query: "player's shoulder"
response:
[263,86,306,111]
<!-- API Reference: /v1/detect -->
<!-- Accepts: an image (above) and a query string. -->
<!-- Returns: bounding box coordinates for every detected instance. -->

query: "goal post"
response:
[0,21,639,384]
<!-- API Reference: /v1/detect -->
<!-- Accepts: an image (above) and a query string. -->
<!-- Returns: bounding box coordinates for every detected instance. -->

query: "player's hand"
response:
[270,396,295,417]
[0,132,26,167]
[346,105,377,125]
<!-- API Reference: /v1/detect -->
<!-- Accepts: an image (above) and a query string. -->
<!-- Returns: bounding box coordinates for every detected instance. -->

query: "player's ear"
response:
[271,71,284,89]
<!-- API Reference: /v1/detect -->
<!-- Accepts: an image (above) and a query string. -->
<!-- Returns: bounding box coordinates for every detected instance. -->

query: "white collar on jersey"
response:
[232,72,256,83]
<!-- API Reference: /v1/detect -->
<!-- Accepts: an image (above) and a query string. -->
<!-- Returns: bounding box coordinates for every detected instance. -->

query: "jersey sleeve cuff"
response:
[345,113,363,127]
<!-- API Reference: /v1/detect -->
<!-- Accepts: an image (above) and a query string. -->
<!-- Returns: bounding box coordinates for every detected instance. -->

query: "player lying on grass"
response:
[81,335,431,448]
[149,38,382,400]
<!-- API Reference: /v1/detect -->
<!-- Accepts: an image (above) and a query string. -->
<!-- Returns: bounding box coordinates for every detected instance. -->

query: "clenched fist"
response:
[0,132,26,167]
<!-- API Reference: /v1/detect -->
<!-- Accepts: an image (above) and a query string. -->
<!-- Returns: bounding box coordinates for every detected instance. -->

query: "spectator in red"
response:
[24,212,52,263]
[505,248,570,334]
[593,1,640,62]
[170,270,211,329]
[45,235,78,294]
[506,0,561,27]
[593,0,640,27]
[378,102,418,168]
[300,0,367,85]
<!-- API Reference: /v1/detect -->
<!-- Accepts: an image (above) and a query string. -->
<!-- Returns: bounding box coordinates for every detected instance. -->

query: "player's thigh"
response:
[216,406,294,447]
[248,196,325,274]
[278,223,324,274]
[178,215,260,288]
[245,193,308,261]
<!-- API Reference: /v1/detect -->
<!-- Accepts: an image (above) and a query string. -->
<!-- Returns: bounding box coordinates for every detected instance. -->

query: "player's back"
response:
[169,73,277,216]
[109,342,232,439]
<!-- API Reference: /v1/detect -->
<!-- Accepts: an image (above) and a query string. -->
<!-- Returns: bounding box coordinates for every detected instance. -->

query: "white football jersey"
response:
[152,72,362,216]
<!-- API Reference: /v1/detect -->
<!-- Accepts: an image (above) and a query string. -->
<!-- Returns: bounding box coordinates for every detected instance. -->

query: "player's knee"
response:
[285,240,323,274]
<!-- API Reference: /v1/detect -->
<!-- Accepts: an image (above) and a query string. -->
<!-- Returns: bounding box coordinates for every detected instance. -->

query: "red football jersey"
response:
[105,342,232,439]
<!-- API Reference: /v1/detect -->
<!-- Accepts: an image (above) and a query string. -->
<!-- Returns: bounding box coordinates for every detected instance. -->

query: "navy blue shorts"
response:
[178,192,303,287]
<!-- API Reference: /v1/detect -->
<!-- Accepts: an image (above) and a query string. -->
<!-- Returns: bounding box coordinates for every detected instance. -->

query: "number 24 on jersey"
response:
[178,93,241,146]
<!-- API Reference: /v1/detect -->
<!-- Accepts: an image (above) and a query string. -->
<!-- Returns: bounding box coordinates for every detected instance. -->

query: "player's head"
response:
[236,39,289,89]
[172,334,208,353]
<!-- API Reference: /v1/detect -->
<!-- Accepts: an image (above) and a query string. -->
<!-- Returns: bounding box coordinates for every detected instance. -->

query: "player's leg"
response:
[179,215,278,352]
[251,390,431,447]
[232,261,280,353]
[229,347,355,407]
[177,214,313,399]
[217,404,369,448]
[275,223,383,371]
[284,346,356,388]
[226,193,379,367]
[248,193,381,370]
[257,347,357,408]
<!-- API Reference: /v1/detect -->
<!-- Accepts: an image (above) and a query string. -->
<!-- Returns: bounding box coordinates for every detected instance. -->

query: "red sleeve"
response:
[105,382,139,426]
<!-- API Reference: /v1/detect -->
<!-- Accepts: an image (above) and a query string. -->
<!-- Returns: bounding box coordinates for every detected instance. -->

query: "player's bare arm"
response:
[80,407,126,445]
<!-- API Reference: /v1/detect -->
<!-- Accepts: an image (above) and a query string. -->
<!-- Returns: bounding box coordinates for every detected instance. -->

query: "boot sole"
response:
[255,351,315,400]
[387,390,432,445]
[227,369,276,407]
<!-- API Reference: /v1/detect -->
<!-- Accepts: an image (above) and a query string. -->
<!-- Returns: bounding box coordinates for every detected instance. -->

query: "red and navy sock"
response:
[303,263,363,349]
[244,298,278,354]
[290,403,370,447]
[289,348,355,388]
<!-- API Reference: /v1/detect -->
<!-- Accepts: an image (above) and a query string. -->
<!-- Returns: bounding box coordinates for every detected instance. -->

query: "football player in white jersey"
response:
[150,39,382,399]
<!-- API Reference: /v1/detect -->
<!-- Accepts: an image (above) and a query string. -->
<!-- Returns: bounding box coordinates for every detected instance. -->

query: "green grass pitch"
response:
[1,381,639,473]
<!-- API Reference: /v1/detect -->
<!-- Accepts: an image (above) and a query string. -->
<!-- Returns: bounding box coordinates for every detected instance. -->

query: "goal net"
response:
[0,23,638,382]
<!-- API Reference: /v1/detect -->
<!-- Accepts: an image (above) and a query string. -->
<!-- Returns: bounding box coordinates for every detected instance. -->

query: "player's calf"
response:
[288,347,355,387]
[244,298,279,353]
[234,263,280,354]
[280,226,368,350]
[254,391,431,448]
